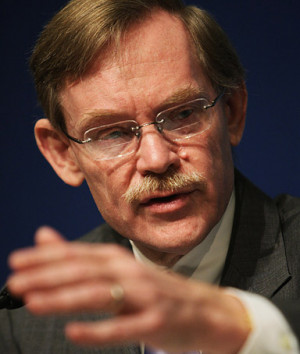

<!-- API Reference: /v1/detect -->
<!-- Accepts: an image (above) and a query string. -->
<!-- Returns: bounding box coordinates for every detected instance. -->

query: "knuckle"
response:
[147,311,166,332]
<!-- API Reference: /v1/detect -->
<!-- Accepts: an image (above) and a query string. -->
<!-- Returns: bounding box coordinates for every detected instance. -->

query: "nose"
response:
[135,126,180,176]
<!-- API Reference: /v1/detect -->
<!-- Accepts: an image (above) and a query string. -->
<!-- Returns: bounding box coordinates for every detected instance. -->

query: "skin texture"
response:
[8,10,249,353]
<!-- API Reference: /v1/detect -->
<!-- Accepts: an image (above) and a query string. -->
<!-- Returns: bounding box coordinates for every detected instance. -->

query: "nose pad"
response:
[156,123,163,133]
[134,121,163,137]
[134,121,164,143]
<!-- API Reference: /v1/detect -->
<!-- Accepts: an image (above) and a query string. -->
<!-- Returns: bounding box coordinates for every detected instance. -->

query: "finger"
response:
[7,257,114,295]
[9,242,130,271]
[65,312,159,347]
[65,313,203,352]
[24,281,114,314]
[34,226,66,246]
[8,244,73,271]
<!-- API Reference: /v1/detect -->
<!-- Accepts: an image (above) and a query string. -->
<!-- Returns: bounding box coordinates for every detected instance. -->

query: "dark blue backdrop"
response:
[1,0,299,286]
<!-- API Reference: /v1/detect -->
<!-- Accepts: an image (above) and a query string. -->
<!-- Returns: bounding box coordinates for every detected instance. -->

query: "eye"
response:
[175,108,194,120]
[85,124,134,143]
[168,105,197,123]
[101,128,129,140]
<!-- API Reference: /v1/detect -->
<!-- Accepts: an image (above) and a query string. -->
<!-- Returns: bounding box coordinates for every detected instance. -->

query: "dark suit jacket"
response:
[0,171,299,353]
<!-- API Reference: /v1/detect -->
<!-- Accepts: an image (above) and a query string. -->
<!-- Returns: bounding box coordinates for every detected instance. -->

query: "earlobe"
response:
[224,83,248,146]
[34,119,85,187]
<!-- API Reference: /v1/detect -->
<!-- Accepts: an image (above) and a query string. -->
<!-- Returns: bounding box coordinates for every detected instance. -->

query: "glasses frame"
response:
[62,90,225,156]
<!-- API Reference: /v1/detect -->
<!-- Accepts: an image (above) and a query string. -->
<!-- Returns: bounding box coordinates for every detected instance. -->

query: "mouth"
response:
[139,190,194,213]
[141,193,184,205]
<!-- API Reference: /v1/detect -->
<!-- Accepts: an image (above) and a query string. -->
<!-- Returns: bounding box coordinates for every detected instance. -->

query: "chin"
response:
[133,219,209,254]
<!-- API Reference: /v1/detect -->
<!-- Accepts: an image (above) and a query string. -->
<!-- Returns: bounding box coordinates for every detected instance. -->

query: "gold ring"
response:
[109,284,125,312]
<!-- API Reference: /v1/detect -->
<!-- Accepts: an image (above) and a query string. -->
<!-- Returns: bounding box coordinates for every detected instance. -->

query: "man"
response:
[0,0,299,353]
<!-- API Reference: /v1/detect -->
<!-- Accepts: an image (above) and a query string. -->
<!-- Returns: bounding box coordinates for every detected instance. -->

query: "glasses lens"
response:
[159,98,212,140]
[83,121,137,160]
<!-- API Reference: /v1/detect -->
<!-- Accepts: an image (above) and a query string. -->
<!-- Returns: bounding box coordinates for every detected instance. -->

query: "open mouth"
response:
[142,192,192,207]
[146,194,180,205]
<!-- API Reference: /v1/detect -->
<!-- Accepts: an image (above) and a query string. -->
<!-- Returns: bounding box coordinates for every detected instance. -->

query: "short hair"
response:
[30,0,245,131]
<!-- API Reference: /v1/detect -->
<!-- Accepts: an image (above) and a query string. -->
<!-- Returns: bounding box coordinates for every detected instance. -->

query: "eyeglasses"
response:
[64,91,224,160]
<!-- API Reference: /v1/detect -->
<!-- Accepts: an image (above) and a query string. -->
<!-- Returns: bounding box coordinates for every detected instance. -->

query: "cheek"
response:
[180,128,232,175]
[202,111,233,169]
[180,119,234,199]
[81,158,136,221]
[204,120,234,202]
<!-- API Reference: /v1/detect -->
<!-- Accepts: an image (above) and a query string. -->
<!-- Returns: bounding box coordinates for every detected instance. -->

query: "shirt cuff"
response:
[226,288,300,354]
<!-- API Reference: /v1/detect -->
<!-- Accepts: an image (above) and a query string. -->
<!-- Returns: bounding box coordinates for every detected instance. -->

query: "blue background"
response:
[1,0,299,286]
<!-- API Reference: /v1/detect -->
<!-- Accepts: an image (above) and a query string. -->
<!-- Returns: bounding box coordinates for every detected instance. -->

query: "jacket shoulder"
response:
[275,194,300,297]
[275,194,300,224]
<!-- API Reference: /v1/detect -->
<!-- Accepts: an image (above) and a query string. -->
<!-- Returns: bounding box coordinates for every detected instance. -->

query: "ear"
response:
[34,119,85,187]
[223,82,248,146]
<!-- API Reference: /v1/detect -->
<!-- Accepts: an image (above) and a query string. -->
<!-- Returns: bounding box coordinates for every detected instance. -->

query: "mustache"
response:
[123,169,207,204]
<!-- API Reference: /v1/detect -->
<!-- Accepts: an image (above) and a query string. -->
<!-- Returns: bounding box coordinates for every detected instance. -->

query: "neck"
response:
[131,240,184,268]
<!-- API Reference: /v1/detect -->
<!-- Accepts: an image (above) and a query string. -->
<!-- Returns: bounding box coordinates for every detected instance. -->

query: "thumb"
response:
[34,226,66,246]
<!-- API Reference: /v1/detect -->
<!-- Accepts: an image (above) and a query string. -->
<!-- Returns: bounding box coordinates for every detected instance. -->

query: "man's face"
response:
[60,11,238,261]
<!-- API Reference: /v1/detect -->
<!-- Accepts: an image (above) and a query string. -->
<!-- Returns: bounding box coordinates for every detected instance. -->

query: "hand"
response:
[7,227,250,353]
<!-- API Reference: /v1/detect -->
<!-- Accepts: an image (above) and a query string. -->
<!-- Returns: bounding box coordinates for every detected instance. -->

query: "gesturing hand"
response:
[7,227,250,354]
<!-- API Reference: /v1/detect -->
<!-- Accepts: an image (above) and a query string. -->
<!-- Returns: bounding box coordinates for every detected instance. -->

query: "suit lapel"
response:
[221,170,291,297]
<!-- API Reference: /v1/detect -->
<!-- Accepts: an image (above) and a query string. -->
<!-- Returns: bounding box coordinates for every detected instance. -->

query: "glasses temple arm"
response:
[62,130,91,144]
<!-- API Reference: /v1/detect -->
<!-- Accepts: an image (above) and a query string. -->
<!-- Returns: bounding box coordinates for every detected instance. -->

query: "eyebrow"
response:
[159,86,206,108]
[76,86,206,133]
[77,110,127,133]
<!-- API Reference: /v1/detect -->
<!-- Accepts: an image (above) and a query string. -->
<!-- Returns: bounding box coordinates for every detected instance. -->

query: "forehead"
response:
[60,10,214,129]
[88,10,199,75]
